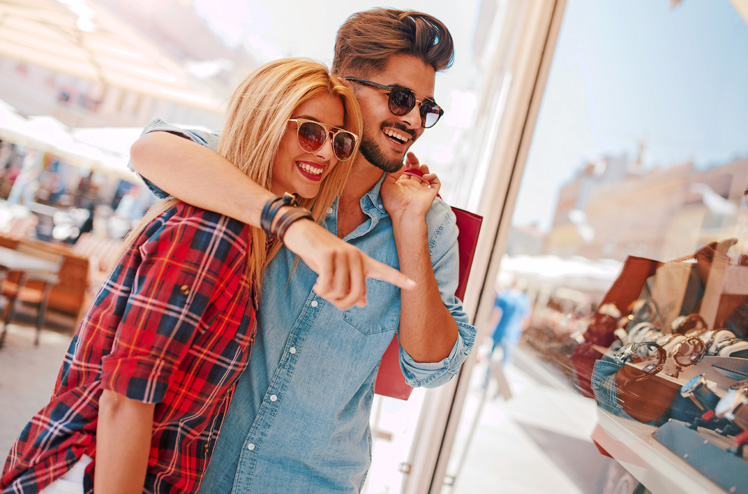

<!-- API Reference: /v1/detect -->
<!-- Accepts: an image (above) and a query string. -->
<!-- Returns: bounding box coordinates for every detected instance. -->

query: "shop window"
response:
[446,1,748,493]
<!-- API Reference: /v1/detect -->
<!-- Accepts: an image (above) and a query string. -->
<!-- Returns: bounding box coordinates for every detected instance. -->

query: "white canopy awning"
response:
[0,99,138,181]
[0,0,224,112]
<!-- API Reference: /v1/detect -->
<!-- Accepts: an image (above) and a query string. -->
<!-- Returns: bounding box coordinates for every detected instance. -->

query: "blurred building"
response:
[545,152,748,262]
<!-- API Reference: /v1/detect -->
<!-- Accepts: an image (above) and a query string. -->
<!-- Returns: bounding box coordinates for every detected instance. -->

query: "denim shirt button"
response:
[327,207,334,214]
[247,443,255,451]
[270,394,278,402]
[289,347,296,354]
[311,300,318,308]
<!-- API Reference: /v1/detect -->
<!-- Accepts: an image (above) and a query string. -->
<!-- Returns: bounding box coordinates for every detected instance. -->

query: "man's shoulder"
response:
[424,196,458,248]
[142,118,221,149]
[426,196,457,227]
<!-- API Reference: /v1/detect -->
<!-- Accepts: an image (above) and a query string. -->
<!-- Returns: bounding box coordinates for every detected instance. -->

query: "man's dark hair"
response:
[332,9,454,77]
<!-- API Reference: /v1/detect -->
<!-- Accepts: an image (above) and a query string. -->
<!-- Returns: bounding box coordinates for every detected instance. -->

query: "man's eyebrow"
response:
[389,83,436,100]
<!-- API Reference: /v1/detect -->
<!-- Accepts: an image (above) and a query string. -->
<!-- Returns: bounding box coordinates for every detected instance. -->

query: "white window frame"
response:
[398,1,568,492]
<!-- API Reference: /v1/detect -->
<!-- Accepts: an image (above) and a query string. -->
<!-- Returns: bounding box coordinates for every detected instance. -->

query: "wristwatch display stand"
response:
[586,249,748,493]
[593,410,746,494]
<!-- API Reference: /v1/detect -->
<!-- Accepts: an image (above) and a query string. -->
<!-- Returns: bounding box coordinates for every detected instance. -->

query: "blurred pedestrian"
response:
[484,280,531,397]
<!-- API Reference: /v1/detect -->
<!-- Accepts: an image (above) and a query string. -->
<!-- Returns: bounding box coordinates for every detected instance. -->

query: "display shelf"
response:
[653,421,747,494]
[592,410,728,493]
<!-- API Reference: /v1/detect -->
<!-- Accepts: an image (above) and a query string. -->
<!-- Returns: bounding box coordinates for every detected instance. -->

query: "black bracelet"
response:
[260,193,299,235]
[275,207,314,242]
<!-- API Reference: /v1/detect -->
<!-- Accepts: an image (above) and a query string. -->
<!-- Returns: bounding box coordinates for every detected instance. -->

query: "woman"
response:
[1,58,362,494]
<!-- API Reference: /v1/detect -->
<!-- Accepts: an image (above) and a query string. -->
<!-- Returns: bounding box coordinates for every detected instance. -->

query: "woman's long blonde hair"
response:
[121,58,362,289]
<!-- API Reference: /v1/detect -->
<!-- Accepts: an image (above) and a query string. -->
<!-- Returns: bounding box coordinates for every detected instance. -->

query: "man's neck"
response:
[340,157,385,205]
[336,157,385,238]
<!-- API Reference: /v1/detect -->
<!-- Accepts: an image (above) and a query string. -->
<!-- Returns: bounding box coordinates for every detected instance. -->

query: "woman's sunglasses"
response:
[345,78,444,128]
[288,118,359,162]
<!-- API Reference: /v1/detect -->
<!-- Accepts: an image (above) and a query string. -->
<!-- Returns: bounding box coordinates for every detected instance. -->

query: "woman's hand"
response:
[283,220,416,310]
[381,152,440,224]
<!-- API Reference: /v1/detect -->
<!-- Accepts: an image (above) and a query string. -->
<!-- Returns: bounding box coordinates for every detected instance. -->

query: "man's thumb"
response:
[406,152,419,167]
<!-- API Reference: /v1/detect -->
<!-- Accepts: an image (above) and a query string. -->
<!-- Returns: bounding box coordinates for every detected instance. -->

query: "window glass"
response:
[446,1,748,492]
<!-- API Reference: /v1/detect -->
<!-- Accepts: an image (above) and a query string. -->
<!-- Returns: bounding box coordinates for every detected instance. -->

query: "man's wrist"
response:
[390,211,428,232]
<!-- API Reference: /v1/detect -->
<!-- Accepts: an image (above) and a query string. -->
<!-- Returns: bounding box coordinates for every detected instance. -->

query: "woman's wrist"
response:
[260,193,298,234]
[260,194,313,242]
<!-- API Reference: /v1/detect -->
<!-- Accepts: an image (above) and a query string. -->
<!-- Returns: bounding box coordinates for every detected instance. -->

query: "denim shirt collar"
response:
[359,172,388,218]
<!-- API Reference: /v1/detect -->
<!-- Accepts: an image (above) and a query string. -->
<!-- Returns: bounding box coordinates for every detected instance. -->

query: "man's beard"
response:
[359,137,404,173]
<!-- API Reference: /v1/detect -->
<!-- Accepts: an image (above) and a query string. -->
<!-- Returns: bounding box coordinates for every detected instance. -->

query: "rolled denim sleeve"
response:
[399,199,477,388]
[128,119,221,200]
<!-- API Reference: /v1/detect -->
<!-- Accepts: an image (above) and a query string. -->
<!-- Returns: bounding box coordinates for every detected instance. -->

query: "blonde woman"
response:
[1,58,410,494]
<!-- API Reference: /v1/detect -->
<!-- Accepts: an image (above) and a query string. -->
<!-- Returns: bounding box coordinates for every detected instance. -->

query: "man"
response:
[483,281,531,399]
[489,282,531,366]
[129,9,475,492]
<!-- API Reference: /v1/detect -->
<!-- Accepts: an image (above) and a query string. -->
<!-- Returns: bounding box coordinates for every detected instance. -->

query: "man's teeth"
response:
[299,163,323,175]
[384,129,408,143]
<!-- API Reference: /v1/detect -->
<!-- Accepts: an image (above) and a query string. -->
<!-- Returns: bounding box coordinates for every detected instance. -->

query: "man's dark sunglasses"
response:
[345,78,444,128]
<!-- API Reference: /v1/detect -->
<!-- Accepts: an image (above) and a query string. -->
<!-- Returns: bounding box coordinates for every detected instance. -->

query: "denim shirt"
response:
[133,120,476,493]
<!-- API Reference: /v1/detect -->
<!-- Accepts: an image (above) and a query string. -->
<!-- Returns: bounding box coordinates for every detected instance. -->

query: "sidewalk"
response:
[0,321,71,457]
[0,323,634,493]
[446,346,622,493]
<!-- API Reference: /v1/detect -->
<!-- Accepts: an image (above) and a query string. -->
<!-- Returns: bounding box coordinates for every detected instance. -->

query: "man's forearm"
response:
[130,131,274,226]
[95,390,155,493]
[129,131,416,311]
[393,218,458,362]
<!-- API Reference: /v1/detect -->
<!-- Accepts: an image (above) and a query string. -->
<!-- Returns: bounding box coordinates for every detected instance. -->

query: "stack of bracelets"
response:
[260,192,314,241]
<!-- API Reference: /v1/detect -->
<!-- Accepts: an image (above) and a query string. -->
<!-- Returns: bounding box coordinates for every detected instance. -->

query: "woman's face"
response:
[271,92,346,199]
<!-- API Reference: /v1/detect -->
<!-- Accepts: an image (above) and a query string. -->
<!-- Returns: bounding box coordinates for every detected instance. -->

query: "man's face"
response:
[350,54,436,173]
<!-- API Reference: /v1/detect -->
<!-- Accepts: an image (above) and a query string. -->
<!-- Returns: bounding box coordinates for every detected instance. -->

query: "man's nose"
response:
[401,102,423,129]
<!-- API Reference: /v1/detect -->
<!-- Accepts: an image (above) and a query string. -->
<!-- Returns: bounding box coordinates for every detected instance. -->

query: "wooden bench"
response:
[0,235,91,343]
[71,232,124,293]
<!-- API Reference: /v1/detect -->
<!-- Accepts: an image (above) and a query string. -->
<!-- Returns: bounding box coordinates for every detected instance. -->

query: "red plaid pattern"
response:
[2,203,257,494]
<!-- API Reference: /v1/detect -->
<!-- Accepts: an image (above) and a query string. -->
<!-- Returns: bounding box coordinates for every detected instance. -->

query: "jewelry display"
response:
[671,313,709,336]
[667,337,707,378]
[681,374,721,412]
[579,240,748,492]
[701,329,737,354]
[715,381,748,431]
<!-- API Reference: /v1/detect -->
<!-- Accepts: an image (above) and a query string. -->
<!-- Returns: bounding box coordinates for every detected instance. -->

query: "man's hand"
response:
[283,219,416,310]
[381,152,440,223]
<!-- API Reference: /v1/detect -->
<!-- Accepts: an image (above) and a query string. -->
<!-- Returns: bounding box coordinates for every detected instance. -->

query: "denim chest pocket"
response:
[343,279,400,335]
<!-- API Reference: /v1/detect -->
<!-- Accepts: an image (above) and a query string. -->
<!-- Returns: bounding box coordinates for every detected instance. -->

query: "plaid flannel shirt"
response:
[2,203,257,494]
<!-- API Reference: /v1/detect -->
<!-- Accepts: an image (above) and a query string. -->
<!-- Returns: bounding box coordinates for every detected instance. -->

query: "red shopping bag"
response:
[375,207,483,399]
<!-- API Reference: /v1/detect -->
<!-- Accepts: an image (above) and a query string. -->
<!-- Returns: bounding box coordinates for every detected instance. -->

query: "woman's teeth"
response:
[299,163,323,175]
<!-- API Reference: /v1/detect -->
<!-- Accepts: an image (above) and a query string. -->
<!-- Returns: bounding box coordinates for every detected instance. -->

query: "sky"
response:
[516,0,748,230]
[189,0,748,232]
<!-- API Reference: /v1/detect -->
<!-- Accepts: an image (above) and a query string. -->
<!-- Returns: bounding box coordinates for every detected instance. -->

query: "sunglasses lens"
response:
[420,102,443,128]
[333,132,356,161]
[297,121,327,153]
[388,87,416,115]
